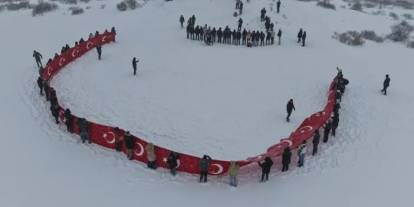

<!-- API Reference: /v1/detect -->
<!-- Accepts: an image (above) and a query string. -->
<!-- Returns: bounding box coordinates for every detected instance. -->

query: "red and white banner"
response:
[42,30,337,175]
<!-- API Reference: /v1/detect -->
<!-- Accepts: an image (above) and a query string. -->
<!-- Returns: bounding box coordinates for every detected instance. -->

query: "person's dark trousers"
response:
[286,111,292,122]
[312,144,318,156]
[282,163,289,172]
[381,86,388,95]
[261,172,269,182]
[200,171,208,183]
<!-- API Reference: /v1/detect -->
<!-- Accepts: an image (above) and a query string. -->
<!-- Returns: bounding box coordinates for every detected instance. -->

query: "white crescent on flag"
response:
[58,57,66,67]
[101,36,108,43]
[71,49,79,58]
[102,131,116,144]
[134,142,144,157]
[281,139,293,146]
[86,42,94,50]
[299,126,313,134]
[210,163,224,175]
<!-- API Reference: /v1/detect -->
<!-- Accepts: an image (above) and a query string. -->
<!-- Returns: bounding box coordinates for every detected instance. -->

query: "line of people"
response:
[259,69,349,182]
[185,20,282,47]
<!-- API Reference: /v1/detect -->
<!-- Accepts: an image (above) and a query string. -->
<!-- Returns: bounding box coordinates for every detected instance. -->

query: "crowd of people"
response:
[33,23,392,187]
[254,68,350,183]
[180,4,310,48]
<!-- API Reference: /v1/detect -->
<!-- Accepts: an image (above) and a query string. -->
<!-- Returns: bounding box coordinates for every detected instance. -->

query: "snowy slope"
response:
[1,0,414,206]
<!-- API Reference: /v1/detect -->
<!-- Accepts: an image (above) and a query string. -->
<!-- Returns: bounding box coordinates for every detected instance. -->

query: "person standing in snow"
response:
[381,74,391,95]
[277,29,282,45]
[297,140,307,167]
[302,31,307,47]
[239,1,243,15]
[132,57,139,76]
[64,109,73,133]
[260,8,267,22]
[167,151,179,176]
[286,99,295,122]
[199,155,212,183]
[323,121,332,143]
[50,103,60,124]
[276,0,281,14]
[146,143,157,169]
[111,27,117,42]
[124,131,135,160]
[238,18,243,31]
[179,15,185,28]
[312,129,320,156]
[228,161,240,187]
[258,157,273,182]
[37,77,44,96]
[78,118,90,144]
[96,45,102,60]
[331,114,339,137]
[297,28,303,43]
[281,147,291,172]
[33,50,43,68]
[114,127,124,152]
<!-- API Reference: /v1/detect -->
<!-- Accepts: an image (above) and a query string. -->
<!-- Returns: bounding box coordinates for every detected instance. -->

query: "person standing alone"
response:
[381,74,391,95]
[132,57,139,76]
[286,99,295,122]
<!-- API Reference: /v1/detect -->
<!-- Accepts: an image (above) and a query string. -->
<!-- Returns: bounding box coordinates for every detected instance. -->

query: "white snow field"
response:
[1,0,414,206]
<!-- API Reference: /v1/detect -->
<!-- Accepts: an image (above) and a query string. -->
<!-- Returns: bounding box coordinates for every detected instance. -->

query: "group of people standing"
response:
[183,14,281,47]
[34,29,120,144]
[256,69,349,183]
[181,2,311,48]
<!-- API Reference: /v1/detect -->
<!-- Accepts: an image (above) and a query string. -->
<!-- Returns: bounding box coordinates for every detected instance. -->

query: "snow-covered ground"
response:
[1,0,414,206]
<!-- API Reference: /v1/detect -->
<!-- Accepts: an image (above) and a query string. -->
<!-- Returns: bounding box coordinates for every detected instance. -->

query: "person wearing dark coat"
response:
[217,28,223,43]
[33,50,43,68]
[37,77,44,96]
[276,0,281,13]
[49,87,58,107]
[114,127,123,152]
[302,31,307,47]
[50,104,60,124]
[96,45,102,60]
[323,121,332,143]
[64,109,73,133]
[124,131,135,160]
[199,155,212,183]
[78,118,90,144]
[111,27,117,42]
[281,147,291,172]
[238,18,243,31]
[331,115,339,137]
[258,157,273,182]
[312,130,320,156]
[239,2,243,15]
[179,15,185,28]
[167,151,180,176]
[381,74,391,95]
[260,31,265,46]
[297,28,303,43]
[277,29,282,45]
[260,8,266,22]
[286,99,295,122]
[44,83,50,101]
[132,57,139,76]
